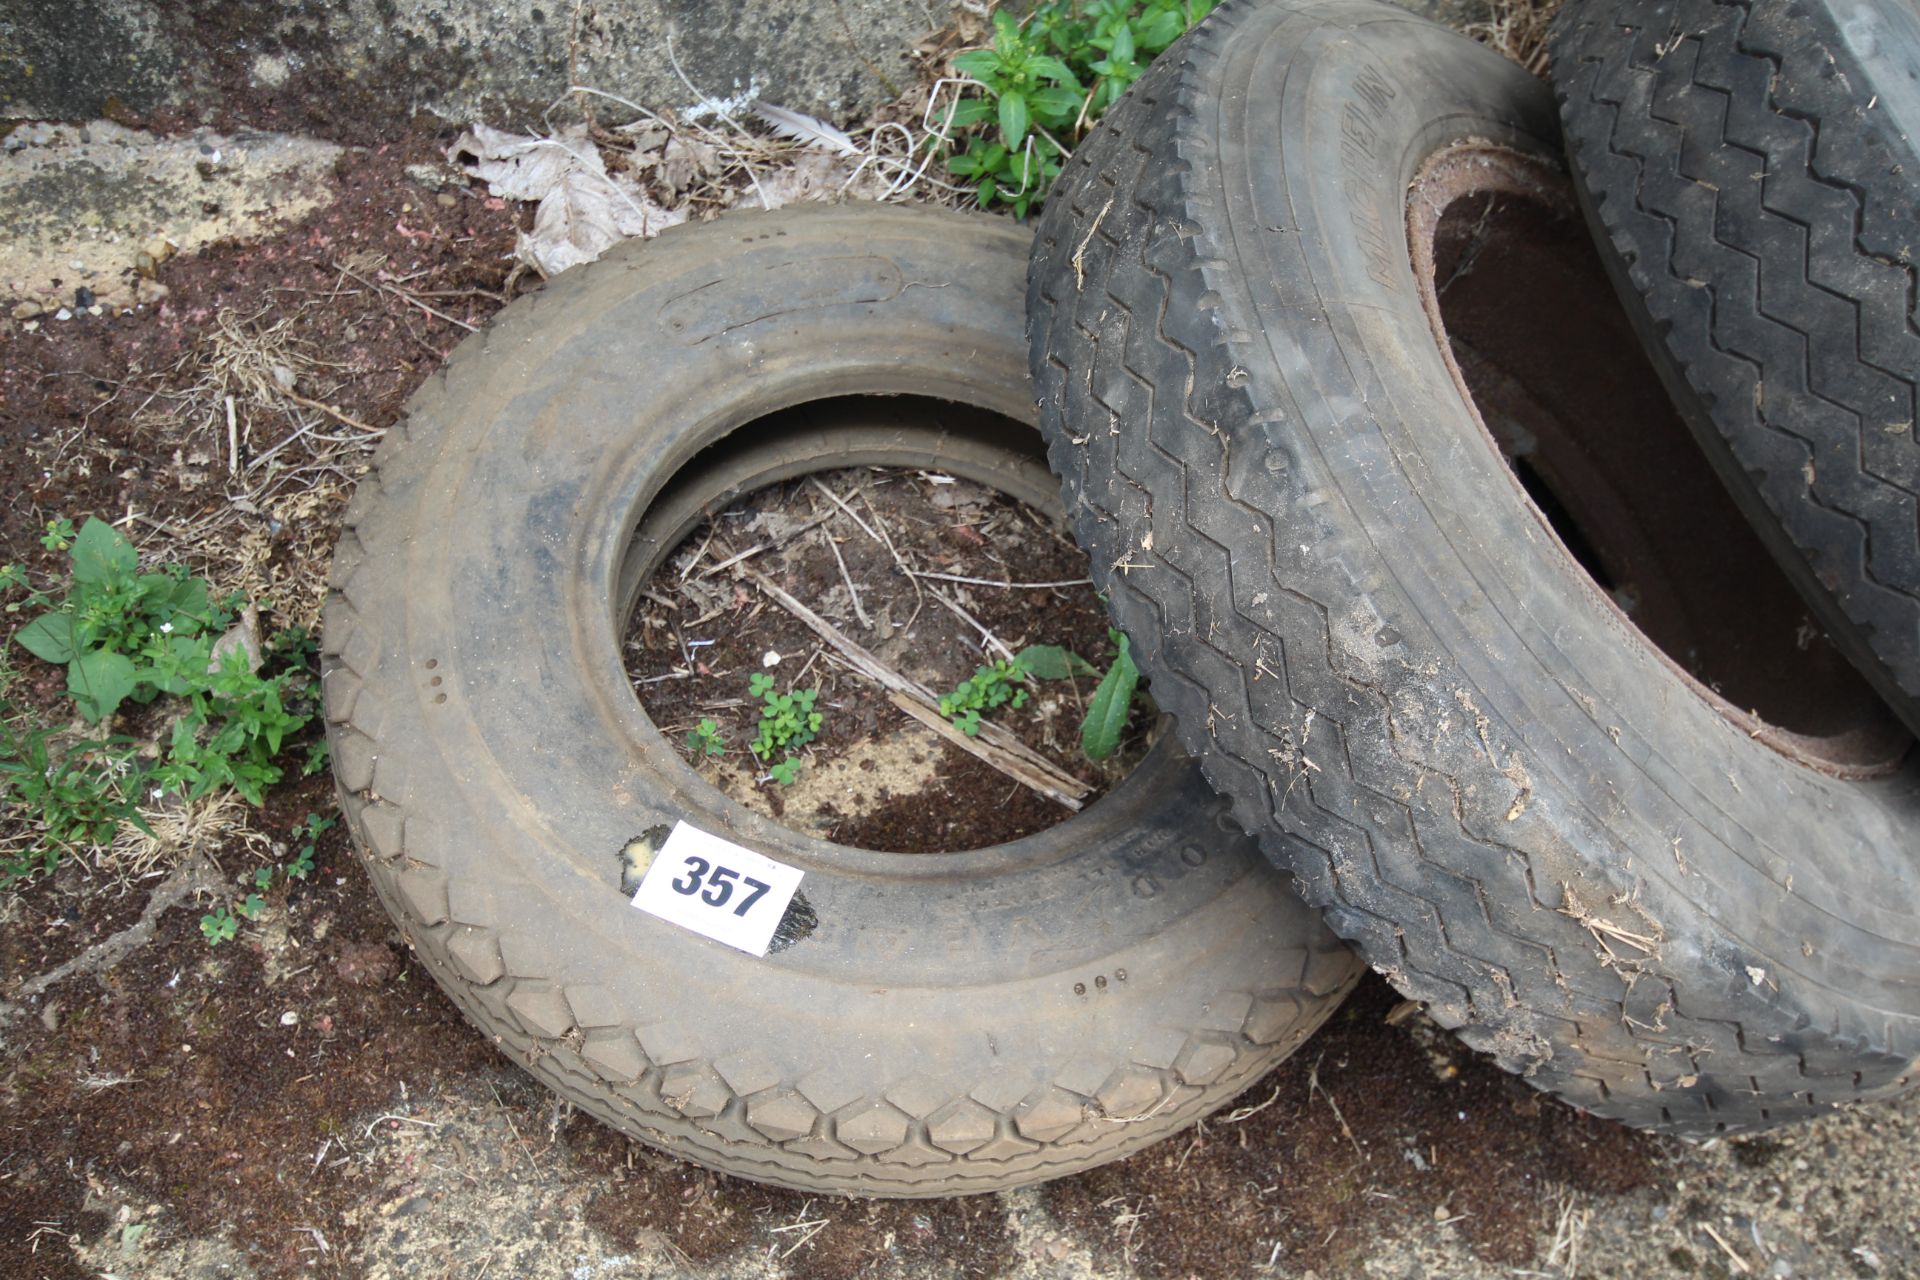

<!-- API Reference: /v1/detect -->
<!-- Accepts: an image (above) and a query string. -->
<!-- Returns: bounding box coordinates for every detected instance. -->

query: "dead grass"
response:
[128,300,377,629]
[1464,0,1564,77]
[107,789,272,889]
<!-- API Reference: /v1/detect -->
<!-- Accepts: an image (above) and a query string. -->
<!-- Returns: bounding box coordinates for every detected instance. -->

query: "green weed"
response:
[1,517,320,883]
[255,810,333,894]
[0,693,148,884]
[939,643,1097,738]
[941,1,1215,215]
[749,672,823,786]
[199,907,238,945]
[289,811,332,879]
[1080,628,1140,760]
[939,659,1030,737]
[685,717,727,759]
[931,631,1143,761]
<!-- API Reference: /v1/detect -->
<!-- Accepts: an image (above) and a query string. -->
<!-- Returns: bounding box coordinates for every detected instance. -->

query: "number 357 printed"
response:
[630,821,805,955]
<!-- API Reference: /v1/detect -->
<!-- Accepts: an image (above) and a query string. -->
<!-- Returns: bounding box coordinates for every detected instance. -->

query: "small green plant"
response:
[1080,628,1140,760]
[39,517,76,552]
[289,811,332,879]
[0,564,36,606]
[149,650,306,805]
[748,672,823,785]
[0,650,152,885]
[685,718,727,759]
[200,907,239,945]
[939,659,1029,737]
[939,643,1093,736]
[941,1,1215,215]
[240,811,333,927]
[1,517,321,883]
[0,721,147,884]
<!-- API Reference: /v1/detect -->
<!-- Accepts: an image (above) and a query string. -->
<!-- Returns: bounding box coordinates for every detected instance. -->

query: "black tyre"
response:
[1028,0,1920,1133]
[322,204,1359,1196]
[1553,0,1920,733]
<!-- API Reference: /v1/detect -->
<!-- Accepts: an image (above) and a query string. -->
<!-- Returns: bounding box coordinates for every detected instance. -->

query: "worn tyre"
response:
[1552,0,1920,733]
[321,204,1359,1195]
[1028,0,1920,1133]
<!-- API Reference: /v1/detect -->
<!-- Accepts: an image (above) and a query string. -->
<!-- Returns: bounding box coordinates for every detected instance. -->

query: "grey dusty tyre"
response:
[1553,0,1920,735]
[321,204,1359,1196]
[1027,0,1920,1134]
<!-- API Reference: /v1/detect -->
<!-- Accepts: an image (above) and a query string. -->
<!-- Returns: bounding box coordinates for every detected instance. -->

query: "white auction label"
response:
[630,821,805,956]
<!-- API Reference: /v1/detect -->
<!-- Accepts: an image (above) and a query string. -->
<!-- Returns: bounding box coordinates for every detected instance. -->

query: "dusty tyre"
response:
[1553,0,1920,734]
[321,204,1359,1196]
[1027,0,1920,1133]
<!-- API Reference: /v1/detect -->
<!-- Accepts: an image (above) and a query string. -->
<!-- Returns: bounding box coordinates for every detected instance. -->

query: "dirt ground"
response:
[3,8,1918,1280]
[625,466,1149,850]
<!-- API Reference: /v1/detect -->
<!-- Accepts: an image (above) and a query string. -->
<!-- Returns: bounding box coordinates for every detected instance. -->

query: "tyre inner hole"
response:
[618,398,1152,853]
[1412,148,1910,773]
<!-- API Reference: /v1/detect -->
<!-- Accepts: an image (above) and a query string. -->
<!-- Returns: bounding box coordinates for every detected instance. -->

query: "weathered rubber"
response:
[1553,0,1920,735]
[322,204,1359,1195]
[1027,0,1920,1133]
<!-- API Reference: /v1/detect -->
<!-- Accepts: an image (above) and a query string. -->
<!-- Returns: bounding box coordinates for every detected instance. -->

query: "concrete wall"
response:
[1,0,961,133]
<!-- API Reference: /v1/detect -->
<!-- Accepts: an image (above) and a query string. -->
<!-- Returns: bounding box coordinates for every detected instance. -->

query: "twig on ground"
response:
[859,490,926,633]
[225,396,240,474]
[693,512,834,578]
[907,570,1093,589]
[887,694,1084,811]
[809,477,882,542]
[818,527,872,631]
[485,1082,542,1176]
[362,1113,444,1139]
[1307,1056,1364,1160]
[677,526,717,581]
[927,585,1015,662]
[331,260,479,332]
[1697,1223,1751,1275]
[0,854,224,1012]
[1545,1188,1589,1278]
[737,565,1088,809]
[282,390,380,434]
[1220,1084,1282,1125]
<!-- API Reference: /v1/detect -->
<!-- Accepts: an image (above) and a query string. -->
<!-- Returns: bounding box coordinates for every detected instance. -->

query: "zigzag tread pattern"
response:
[1553,0,1920,714]
[319,205,1358,1195]
[1026,0,1918,1135]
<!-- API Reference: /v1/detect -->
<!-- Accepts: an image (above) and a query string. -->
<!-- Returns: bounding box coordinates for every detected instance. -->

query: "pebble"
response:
[10,301,40,321]
[74,285,95,309]
[136,280,171,305]
[54,307,72,321]
[404,161,462,191]
[280,1010,300,1026]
